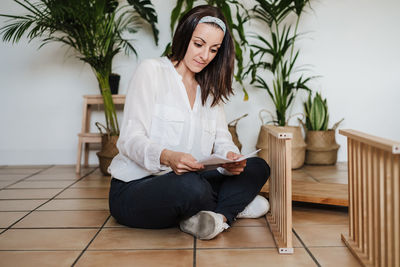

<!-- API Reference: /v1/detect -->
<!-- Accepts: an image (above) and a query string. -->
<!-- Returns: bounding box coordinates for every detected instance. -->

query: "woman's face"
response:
[182,23,224,74]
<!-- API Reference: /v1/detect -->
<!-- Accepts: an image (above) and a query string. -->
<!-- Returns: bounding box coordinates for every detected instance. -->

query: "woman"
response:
[108,5,270,240]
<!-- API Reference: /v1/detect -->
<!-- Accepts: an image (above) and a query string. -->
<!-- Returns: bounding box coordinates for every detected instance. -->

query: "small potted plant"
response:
[301,92,344,165]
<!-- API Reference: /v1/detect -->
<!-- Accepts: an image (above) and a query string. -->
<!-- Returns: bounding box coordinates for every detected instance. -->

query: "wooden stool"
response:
[76,94,126,173]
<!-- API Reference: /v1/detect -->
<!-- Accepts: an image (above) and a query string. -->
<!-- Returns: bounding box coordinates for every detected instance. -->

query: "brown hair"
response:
[168,5,235,107]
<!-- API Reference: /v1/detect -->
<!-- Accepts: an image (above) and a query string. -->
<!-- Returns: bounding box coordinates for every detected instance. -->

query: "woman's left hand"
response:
[221,151,246,175]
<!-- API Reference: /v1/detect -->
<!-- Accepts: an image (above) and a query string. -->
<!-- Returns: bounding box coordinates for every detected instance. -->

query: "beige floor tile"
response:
[0,181,15,188]
[83,172,110,180]
[8,180,75,189]
[0,229,97,250]
[0,168,44,175]
[56,188,109,199]
[197,248,316,267]
[76,250,193,267]
[0,212,28,227]
[26,173,82,180]
[89,227,193,250]
[71,178,111,188]
[104,216,126,227]
[232,218,268,227]
[197,226,275,249]
[38,199,109,211]
[294,224,348,247]
[0,189,62,199]
[41,165,93,175]
[197,226,302,249]
[12,210,109,228]
[0,174,28,181]
[310,247,361,267]
[293,206,348,226]
[2,165,50,169]
[0,251,80,267]
[0,200,46,211]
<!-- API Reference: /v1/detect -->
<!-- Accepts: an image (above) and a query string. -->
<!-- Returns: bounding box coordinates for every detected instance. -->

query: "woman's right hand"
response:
[160,149,204,175]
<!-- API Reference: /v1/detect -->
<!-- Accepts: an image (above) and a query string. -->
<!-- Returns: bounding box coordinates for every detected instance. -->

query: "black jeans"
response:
[109,157,270,229]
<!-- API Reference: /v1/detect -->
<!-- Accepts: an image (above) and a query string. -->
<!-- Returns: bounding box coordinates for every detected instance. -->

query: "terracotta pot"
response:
[305,130,339,165]
[256,125,306,169]
[96,134,119,175]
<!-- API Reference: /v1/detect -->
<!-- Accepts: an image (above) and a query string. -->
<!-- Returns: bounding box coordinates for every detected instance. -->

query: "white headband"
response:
[198,16,226,35]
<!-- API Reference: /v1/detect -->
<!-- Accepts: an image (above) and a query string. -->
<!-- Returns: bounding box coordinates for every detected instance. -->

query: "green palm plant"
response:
[165,0,250,100]
[0,0,159,136]
[246,0,313,126]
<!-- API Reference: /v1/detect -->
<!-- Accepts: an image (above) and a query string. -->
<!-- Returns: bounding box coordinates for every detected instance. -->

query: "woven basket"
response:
[305,130,339,165]
[256,125,306,169]
[96,134,119,176]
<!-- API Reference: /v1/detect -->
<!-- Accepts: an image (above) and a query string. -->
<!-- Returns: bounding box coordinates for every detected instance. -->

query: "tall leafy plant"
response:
[0,0,159,136]
[246,0,313,126]
[165,0,250,100]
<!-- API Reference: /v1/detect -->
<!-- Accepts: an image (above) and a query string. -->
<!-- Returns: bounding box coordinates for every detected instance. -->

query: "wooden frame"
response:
[261,125,294,254]
[340,129,400,267]
[75,95,125,173]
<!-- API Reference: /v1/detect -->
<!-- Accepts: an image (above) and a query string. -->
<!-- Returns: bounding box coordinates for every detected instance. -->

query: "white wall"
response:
[1,0,399,165]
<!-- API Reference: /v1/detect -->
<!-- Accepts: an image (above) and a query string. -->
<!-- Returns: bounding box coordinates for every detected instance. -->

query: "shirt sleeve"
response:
[213,104,240,157]
[116,60,166,172]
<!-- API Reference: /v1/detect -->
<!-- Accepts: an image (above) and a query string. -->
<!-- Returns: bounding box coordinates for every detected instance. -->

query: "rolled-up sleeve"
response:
[117,60,165,172]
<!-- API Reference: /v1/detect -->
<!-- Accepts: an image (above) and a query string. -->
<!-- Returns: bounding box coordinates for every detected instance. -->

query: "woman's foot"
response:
[236,195,270,219]
[179,211,229,240]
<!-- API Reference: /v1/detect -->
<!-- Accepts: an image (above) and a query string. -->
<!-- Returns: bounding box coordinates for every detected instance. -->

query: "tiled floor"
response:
[0,165,361,267]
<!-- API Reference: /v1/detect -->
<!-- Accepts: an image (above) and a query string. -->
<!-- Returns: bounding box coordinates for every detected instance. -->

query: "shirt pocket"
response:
[201,119,216,155]
[151,104,185,146]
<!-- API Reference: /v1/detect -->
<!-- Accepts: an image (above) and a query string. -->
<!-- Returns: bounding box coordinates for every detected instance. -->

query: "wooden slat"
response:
[373,149,380,266]
[394,155,400,267]
[348,138,354,240]
[379,151,386,267]
[340,129,400,154]
[367,145,373,263]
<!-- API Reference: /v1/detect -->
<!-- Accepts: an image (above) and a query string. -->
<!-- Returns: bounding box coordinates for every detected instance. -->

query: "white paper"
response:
[198,149,261,166]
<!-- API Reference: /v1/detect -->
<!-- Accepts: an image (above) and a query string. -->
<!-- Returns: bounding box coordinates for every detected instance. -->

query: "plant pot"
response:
[256,125,306,169]
[109,73,120,95]
[96,134,119,175]
[305,130,339,165]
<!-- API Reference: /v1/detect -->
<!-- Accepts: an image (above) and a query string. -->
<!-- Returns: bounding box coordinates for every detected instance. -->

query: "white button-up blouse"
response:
[109,57,239,182]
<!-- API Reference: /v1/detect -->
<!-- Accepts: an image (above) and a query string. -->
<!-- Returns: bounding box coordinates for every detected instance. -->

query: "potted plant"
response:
[0,0,159,174]
[301,92,344,165]
[246,0,313,169]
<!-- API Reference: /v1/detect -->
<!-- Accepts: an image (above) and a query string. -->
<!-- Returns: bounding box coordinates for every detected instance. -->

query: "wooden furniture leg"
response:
[261,126,294,254]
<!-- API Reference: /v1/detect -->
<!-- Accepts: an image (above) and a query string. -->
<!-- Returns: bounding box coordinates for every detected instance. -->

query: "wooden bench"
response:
[340,129,400,267]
